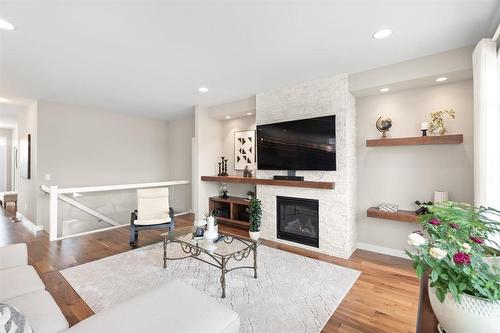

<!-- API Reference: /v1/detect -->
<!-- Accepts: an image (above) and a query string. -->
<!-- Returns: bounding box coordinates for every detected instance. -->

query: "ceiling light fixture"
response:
[225,116,231,119]
[198,87,208,93]
[0,18,15,31]
[372,28,392,39]
[246,112,253,115]
[435,77,448,82]
[0,97,9,103]
[379,88,390,93]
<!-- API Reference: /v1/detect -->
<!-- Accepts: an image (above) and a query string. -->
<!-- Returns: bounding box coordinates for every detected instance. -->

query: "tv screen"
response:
[257,115,336,171]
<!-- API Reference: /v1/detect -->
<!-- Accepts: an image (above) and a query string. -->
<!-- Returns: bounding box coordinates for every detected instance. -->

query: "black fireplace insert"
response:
[276,196,319,248]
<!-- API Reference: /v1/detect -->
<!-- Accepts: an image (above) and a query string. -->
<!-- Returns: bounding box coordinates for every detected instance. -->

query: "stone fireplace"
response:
[256,74,357,259]
[277,196,319,247]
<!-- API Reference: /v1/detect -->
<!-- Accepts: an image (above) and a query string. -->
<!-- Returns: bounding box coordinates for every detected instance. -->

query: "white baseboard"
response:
[357,242,408,259]
[16,213,44,233]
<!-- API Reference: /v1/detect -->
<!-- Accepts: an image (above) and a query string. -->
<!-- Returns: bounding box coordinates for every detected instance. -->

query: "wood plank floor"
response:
[1,204,419,332]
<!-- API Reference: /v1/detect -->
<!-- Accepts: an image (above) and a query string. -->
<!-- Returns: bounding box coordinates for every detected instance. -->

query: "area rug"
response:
[61,242,360,332]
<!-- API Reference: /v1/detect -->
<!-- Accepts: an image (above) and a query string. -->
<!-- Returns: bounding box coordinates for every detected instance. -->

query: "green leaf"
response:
[416,264,424,278]
[449,282,459,301]
[431,270,439,282]
[459,283,467,291]
[440,274,449,280]
[435,288,445,302]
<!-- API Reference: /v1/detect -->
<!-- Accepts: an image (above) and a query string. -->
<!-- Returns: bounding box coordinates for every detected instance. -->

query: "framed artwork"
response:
[234,130,255,170]
[19,134,31,179]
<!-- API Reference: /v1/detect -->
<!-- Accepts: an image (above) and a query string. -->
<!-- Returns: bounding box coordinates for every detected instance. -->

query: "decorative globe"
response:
[376,117,392,138]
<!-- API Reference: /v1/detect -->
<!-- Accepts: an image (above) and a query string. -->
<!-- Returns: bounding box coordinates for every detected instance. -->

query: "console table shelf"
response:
[366,134,463,147]
[201,175,334,189]
[209,196,250,230]
[366,207,420,223]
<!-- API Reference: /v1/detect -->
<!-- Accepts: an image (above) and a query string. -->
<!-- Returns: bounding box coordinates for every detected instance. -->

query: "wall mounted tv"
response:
[257,115,336,171]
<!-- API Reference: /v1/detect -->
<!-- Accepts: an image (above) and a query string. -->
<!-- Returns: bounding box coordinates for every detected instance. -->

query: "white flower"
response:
[408,233,426,247]
[462,243,471,253]
[429,247,447,260]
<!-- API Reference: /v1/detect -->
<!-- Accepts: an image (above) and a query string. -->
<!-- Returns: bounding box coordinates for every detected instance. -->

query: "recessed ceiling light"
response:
[198,87,208,93]
[0,18,15,31]
[379,88,390,93]
[0,97,9,103]
[372,28,392,39]
[225,116,231,119]
[435,77,448,82]
[246,112,253,115]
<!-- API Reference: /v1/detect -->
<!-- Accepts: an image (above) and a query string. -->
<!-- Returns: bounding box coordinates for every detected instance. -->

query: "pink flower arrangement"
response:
[453,252,471,265]
[429,218,442,226]
[470,236,484,244]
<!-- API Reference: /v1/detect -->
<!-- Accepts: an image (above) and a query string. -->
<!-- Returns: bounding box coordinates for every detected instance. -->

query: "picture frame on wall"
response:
[19,134,31,179]
[234,130,256,171]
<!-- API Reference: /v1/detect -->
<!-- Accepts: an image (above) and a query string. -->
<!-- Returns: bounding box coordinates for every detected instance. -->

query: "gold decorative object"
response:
[429,109,455,135]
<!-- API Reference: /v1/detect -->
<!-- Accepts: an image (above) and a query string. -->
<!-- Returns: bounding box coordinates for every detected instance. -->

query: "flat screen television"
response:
[257,115,336,171]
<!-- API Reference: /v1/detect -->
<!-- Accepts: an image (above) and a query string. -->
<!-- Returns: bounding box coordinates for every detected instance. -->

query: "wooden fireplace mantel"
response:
[201,175,335,190]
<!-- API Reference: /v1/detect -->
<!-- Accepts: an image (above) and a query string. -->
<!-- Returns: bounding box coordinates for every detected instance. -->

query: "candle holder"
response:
[217,162,222,176]
[220,157,228,176]
[421,129,427,137]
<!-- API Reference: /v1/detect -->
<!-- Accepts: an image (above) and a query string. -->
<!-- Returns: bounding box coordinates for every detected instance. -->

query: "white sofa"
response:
[1,243,240,333]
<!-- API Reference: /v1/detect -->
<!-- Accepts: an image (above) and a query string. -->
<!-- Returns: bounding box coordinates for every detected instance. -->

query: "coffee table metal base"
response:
[163,236,258,298]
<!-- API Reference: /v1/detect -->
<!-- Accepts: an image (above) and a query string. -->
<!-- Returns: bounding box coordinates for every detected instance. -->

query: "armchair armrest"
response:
[0,243,28,270]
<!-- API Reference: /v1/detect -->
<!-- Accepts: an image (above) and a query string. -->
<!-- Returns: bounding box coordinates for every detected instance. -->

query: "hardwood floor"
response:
[1,204,420,332]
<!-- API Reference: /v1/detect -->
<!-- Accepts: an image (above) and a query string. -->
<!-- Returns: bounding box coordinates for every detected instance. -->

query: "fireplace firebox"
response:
[276,196,319,248]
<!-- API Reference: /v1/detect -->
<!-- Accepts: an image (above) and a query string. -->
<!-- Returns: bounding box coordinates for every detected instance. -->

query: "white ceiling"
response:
[0,0,499,119]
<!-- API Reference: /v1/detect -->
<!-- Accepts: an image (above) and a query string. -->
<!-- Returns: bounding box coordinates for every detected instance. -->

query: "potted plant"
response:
[248,196,262,241]
[246,190,255,200]
[406,202,500,333]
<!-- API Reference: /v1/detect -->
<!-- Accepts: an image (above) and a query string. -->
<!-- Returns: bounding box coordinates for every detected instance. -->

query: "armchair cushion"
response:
[0,243,28,271]
[137,188,171,221]
[134,217,172,226]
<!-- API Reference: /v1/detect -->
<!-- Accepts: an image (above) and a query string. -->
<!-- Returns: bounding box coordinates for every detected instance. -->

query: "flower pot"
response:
[249,231,260,241]
[428,284,500,333]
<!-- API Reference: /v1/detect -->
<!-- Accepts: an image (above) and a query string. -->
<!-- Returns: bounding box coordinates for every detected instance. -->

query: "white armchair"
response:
[129,187,175,246]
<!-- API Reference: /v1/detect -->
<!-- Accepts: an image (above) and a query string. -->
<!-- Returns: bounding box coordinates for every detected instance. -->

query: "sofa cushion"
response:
[5,290,68,333]
[65,280,240,333]
[0,303,33,333]
[0,266,45,301]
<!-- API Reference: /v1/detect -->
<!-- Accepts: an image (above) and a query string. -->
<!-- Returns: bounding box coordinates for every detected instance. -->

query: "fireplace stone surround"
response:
[256,74,357,259]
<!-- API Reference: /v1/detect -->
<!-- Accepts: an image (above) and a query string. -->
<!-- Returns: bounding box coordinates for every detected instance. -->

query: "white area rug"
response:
[61,242,360,332]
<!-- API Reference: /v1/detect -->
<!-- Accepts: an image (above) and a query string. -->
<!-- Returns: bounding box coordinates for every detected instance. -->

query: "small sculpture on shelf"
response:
[220,182,229,199]
[420,122,429,136]
[219,157,228,176]
[376,116,392,139]
[243,165,253,178]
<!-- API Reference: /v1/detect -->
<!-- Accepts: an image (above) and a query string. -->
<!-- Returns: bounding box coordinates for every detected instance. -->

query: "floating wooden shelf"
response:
[201,175,334,190]
[366,207,420,223]
[366,134,463,147]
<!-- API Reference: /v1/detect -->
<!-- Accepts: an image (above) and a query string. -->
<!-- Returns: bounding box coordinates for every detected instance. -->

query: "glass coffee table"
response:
[161,226,259,298]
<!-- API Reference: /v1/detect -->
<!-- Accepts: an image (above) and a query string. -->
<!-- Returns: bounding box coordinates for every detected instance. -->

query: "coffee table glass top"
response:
[162,226,259,258]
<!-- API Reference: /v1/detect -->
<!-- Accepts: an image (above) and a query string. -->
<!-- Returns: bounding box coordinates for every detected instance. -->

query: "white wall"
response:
[20,100,194,232]
[357,80,474,252]
[221,116,256,197]
[167,115,195,212]
[16,102,38,223]
[193,105,223,219]
[0,128,13,191]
